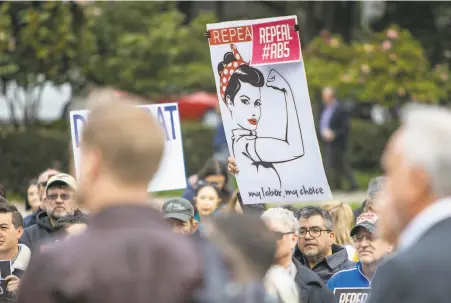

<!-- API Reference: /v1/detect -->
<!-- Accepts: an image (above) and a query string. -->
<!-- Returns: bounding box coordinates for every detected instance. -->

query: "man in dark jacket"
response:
[319,87,357,191]
[261,208,335,303]
[20,173,79,252]
[16,102,203,303]
[0,202,31,300]
[294,206,355,283]
[24,168,60,228]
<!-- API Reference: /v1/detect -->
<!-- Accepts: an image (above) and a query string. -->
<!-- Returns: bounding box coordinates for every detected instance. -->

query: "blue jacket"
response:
[327,262,371,291]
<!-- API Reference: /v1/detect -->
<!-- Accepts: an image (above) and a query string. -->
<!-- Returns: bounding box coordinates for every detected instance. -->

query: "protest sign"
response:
[333,287,371,303]
[0,260,12,299]
[207,16,331,204]
[69,103,186,192]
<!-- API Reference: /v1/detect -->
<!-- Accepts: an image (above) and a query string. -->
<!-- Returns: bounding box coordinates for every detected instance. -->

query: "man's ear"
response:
[192,220,199,232]
[329,231,335,243]
[16,226,24,239]
[291,233,298,245]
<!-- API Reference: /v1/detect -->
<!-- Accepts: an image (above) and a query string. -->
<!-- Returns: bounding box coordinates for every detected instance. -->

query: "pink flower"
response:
[363,44,374,53]
[382,40,392,51]
[361,64,370,74]
[441,72,449,81]
[387,29,399,39]
[329,38,340,48]
[389,53,397,61]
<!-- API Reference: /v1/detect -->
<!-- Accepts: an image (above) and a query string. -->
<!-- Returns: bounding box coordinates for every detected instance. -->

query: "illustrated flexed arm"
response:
[255,69,304,163]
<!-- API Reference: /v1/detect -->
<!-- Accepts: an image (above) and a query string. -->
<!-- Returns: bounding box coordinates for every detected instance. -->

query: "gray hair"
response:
[261,208,300,234]
[367,176,387,200]
[400,104,451,198]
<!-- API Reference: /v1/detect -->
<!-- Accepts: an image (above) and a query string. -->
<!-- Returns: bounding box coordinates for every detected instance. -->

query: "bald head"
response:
[81,101,165,186]
[37,168,60,200]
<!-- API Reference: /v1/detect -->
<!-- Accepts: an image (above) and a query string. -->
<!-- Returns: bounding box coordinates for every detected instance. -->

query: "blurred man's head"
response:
[203,213,277,283]
[44,174,77,224]
[364,176,387,213]
[162,198,198,235]
[37,169,60,200]
[297,206,334,266]
[54,212,88,237]
[380,104,451,243]
[261,208,299,264]
[77,102,164,212]
[321,87,336,105]
[0,203,24,256]
[351,213,391,266]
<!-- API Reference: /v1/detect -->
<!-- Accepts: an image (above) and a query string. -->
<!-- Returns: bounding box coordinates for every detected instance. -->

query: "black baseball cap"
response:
[350,212,379,237]
[162,198,194,222]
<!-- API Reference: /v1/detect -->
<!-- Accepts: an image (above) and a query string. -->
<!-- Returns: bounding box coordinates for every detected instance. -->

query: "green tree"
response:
[0,2,96,127]
[303,32,354,101]
[84,2,217,99]
[344,25,445,105]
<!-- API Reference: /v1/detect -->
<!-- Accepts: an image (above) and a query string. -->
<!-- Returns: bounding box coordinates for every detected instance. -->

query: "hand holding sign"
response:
[5,275,20,295]
[228,156,239,175]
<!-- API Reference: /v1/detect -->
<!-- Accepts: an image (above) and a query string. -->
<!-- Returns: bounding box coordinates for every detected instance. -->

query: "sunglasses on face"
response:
[46,193,73,201]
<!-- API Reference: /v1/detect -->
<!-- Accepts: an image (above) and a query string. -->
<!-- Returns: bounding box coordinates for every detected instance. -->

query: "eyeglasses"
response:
[353,234,378,243]
[46,193,73,201]
[299,227,331,238]
[274,231,293,240]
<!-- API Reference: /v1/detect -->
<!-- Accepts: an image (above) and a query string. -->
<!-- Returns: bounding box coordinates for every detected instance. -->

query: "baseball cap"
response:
[45,173,77,192]
[350,212,378,237]
[162,198,194,222]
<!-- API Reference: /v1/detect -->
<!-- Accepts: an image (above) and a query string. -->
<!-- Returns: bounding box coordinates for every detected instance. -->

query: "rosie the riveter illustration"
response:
[218,44,304,188]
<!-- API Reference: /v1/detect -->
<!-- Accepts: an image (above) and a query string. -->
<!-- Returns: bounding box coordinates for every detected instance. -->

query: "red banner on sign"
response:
[250,18,301,66]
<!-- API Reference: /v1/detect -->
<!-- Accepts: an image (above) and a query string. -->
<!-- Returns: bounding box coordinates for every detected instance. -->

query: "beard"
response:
[303,245,329,266]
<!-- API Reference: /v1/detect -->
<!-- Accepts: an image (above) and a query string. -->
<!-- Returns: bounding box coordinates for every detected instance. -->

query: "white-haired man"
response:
[261,208,335,303]
[367,104,451,303]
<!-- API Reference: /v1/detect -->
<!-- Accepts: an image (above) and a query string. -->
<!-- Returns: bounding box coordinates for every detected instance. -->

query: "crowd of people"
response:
[0,89,450,303]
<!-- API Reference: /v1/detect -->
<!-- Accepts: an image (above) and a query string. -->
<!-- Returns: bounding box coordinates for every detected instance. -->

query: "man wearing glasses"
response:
[294,206,355,283]
[20,173,82,252]
[327,213,392,292]
[24,169,60,228]
[261,208,335,303]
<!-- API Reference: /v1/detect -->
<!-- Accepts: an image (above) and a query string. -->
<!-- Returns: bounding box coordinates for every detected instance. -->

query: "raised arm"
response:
[255,69,304,163]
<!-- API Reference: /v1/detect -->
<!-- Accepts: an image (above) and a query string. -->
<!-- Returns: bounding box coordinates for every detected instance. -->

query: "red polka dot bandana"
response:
[219,44,248,101]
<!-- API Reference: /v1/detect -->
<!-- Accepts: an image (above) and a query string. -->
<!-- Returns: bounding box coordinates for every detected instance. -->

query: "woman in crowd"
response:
[322,201,357,261]
[193,183,223,230]
[23,179,41,227]
[182,157,232,204]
